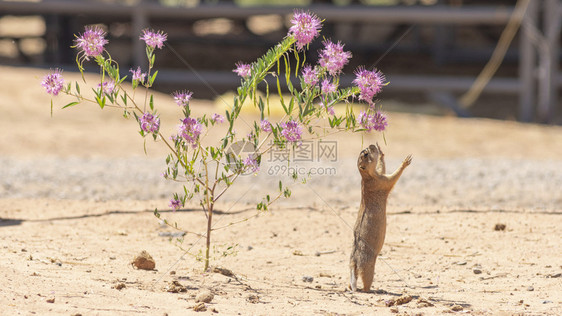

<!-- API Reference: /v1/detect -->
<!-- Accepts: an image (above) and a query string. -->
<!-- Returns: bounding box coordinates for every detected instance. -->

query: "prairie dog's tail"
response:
[350,263,358,292]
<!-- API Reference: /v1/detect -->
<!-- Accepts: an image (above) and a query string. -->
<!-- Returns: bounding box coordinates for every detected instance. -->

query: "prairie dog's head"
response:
[357,144,379,178]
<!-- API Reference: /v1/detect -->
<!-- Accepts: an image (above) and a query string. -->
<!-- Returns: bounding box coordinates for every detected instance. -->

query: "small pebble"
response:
[302,276,314,283]
[451,304,463,311]
[131,250,155,270]
[114,283,126,290]
[473,268,482,274]
[46,298,55,303]
[158,231,186,238]
[247,294,260,304]
[494,223,506,231]
[195,290,214,303]
[395,295,413,305]
[193,302,206,312]
[527,286,534,291]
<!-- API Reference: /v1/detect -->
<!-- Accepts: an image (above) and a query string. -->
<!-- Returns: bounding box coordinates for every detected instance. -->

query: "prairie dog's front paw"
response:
[403,155,412,166]
[375,143,384,157]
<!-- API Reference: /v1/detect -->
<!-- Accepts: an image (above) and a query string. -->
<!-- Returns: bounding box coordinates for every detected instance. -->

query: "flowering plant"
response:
[42,11,388,271]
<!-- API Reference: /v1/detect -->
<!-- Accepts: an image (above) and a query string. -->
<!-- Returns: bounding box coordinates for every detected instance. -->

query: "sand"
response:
[0,65,561,315]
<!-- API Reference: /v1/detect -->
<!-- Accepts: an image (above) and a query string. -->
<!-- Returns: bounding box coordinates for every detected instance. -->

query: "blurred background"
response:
[1,0,560,124]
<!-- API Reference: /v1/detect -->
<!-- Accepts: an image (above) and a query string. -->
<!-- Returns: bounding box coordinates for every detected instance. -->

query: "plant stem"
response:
[204,200,213,272]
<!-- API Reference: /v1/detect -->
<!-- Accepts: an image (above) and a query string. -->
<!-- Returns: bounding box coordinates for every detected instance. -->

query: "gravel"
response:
[1,156,561,211]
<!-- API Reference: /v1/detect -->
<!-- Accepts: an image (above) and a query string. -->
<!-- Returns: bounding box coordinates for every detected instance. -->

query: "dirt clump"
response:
[131,250,156,270]
[494,223,506,231]
[195,290,214,303]
[212,266,234,277]
[165,280,187,293]
[193,302,206,312]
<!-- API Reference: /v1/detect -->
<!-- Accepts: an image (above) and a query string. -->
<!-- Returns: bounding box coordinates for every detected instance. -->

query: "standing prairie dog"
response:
[349,143,412,292]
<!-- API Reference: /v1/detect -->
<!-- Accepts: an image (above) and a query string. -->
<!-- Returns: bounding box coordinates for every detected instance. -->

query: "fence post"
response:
[519,0,538,122]
[132,7,148,68]
[538,0,561,123]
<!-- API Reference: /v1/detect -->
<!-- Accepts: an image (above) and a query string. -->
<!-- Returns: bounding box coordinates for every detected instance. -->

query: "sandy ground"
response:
[1,65,561,315]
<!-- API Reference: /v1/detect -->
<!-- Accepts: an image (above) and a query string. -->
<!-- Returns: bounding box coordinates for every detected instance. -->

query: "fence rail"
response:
[1,0,560,123]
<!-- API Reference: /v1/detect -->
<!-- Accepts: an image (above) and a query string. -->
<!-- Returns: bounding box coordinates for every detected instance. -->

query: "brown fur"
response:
[349,143,411,292]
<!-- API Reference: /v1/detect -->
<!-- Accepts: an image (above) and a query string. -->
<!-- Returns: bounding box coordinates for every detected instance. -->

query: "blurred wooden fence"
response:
[1,0,560,123]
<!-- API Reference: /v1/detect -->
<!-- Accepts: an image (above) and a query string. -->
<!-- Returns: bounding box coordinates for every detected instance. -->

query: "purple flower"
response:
[140,112,160,134]
[233,62,252,78]
[140,29,167,49]
[321,78,337,94]
[288,10,322,50]
[260,119,272,133]
[353,67,386,105]
[129,66,146,83]
[247,131,255,142]
[243,156,260,173]
[75,26,108,59]
[173,90,193,107]
[41,69,64,96]
[302,65,319,86]
[280,120,303,143]
[98,80,116,95]
[177,117,202,147]
[169,198,182,211]
[319,101,335,116]
[318,40,352,76]
[358,110,387,132]
[211,113,224,123]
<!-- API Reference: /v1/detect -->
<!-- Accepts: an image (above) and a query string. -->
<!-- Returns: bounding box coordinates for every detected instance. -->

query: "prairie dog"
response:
[349,144,411,292]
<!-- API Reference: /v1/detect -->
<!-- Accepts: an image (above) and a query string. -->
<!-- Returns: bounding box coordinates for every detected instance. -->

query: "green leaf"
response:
[96,96,106,109]
[294,49,300,77]
[284,54,290,87]
[75,82,80,95]
[149,70,158,86]
[288,97,295,114]
[62,101,80,109]
[149,94,154,111]
[258,96,264,114]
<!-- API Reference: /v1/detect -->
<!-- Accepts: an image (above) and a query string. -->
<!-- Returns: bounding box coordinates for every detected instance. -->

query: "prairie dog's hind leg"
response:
[359,260,375,292]
[350,264,358,292]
